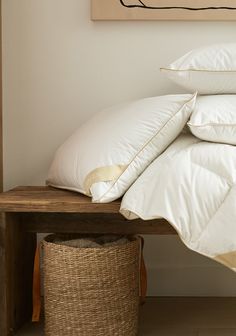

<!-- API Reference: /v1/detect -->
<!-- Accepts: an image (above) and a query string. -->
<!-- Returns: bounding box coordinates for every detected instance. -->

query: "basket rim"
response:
[43,234,141,251]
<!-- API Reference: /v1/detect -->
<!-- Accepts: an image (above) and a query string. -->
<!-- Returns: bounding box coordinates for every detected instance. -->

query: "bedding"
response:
[120,133,236,271]
[47,93,196,203]
[188,95,236,145]
[161,43,236,94]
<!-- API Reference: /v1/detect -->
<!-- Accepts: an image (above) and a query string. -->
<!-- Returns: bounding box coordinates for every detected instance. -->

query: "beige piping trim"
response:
[84,164,128,195]
[95,92,197,202]
[160,67,236,73]
[214,250,236,269]
[188,122,236,127]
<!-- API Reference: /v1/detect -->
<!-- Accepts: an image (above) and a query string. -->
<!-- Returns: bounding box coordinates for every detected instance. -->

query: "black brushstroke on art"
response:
[119,0,236,10]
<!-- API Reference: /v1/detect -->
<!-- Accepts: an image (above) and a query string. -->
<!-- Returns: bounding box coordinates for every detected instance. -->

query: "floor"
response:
[17,297,236,336]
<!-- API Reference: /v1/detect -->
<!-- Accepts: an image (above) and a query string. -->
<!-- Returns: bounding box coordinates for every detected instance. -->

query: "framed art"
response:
[91,0,236,20]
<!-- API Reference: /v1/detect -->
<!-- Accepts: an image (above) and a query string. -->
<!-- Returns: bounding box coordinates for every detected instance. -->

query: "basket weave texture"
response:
[43,234,140,336]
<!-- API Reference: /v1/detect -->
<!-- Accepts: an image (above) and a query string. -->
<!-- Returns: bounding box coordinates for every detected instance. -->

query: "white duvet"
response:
[120,134,236,272]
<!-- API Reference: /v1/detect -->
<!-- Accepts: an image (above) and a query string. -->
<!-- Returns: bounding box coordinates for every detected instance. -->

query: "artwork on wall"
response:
[91,0,236,20]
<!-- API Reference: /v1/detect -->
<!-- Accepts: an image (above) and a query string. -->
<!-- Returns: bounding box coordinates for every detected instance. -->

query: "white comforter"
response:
[120,134,236,271]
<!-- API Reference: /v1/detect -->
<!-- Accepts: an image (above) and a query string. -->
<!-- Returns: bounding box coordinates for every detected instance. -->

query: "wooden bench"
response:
[0,186,176,336]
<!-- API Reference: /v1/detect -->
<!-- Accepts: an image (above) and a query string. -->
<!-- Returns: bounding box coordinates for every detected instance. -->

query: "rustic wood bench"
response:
[0,186,176,336]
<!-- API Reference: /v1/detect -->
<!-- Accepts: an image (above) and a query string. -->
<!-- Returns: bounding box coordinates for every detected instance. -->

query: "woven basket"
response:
[43,234,141,336]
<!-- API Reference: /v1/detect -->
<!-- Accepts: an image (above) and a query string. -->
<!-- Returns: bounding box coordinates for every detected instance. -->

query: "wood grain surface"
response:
[0,213,36,336]
[0,186,121,213]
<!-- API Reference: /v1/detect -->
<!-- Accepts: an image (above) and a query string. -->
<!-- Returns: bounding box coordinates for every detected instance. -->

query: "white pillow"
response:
[47,93,196,203]
[161,43,236,94]
[188,95,236,145]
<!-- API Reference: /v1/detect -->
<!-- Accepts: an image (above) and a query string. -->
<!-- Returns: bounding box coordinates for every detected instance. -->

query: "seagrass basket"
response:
[43,234,141,336]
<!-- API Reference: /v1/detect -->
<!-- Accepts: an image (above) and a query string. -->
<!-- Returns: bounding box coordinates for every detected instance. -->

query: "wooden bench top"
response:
[0,186,176,234]
[0,186,121,213]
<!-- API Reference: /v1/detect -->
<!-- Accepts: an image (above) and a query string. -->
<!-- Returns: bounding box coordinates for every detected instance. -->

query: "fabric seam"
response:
[189,185,232,245]
[161,67,236,73]
[189,122,236,127]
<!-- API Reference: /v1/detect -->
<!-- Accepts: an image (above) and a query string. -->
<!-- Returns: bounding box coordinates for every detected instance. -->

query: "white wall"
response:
[2,0,236,296]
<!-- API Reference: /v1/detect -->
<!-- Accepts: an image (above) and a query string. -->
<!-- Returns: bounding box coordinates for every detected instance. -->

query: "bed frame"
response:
[0,186,176,336]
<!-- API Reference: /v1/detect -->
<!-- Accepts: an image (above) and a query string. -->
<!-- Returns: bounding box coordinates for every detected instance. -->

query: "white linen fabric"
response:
[120,134,236,272]
[188,95,236,145]
[161,43,236,94]
[47,93,196,203]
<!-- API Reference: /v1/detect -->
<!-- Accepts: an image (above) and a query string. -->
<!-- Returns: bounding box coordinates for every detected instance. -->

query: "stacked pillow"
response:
[188,95,236,145]
[47,93,196,202]
[161,43,236,145]
[161,43,236,95]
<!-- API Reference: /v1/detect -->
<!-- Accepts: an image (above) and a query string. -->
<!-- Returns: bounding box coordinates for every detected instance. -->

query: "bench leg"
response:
[0,213,37,335]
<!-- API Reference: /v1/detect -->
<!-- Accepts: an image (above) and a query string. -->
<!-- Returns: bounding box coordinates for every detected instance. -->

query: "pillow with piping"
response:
[188,94,236,145]
[47,93,196,203]
[161,43,236,94]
